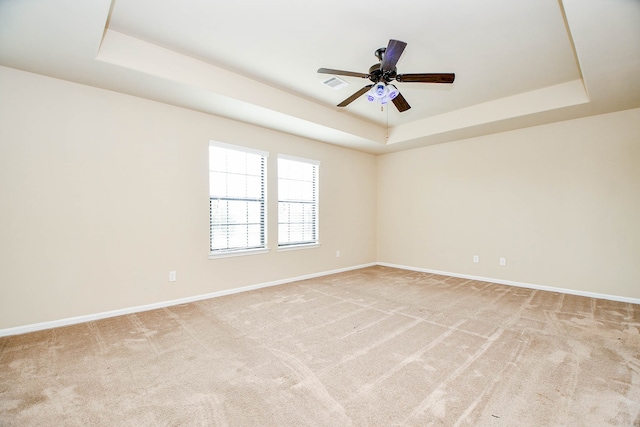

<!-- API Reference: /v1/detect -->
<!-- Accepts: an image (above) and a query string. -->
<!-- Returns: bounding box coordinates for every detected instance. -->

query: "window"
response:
[209,142,268,257]
[278,155,319,248]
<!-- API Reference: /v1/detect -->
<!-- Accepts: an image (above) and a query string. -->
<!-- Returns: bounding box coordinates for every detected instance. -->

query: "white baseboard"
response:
[0,262,376,338]
[3,261,637,337]
[377,262,640,305]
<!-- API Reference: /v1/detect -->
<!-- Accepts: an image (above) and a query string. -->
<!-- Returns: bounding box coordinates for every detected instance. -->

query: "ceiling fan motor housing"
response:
[368,63,396,84]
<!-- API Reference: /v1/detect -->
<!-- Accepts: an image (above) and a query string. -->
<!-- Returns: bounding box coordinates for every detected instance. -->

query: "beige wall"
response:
[2,64,639,331]
[378,108,640,298]
[0,66,377,329]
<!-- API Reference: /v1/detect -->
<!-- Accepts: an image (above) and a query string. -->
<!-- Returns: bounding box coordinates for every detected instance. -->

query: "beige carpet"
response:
[1,266,640,426]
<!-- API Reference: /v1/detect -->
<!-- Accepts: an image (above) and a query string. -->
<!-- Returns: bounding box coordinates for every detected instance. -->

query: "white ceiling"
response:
[1,0,639,154]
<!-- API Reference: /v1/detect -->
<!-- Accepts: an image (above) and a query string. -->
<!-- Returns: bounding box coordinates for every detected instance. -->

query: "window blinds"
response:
[209,142,267,254]
[278,155,319,247]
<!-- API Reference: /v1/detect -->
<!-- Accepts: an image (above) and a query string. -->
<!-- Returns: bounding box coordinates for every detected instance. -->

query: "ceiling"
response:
[1,0,639,154]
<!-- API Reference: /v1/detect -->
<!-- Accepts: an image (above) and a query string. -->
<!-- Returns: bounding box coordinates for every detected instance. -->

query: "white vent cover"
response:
[321,76,349,90]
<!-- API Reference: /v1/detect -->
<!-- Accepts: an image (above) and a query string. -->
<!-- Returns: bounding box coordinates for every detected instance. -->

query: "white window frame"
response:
[208,141,269,259]
[277,154,320,251]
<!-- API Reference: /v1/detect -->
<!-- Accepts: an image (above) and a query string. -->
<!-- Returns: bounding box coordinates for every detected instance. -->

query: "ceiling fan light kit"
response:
[366,83,399,104]
[318,39,455,112]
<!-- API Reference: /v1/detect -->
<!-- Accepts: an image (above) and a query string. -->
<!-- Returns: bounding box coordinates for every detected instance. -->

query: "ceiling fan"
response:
[318,39,455,112]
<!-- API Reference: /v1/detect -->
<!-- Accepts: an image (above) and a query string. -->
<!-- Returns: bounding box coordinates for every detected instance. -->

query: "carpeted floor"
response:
[1,266,640,426]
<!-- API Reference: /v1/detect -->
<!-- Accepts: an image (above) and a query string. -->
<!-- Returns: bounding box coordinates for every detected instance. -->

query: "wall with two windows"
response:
[0,66,377,330]
[2,64,639,332]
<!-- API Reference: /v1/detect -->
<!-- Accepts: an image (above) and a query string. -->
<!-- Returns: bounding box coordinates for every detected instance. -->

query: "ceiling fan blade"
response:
[337,85,373,107]
[318,68,370,79]
[381,39,407,72]
[392,92,411,112]
[396,73,455,84]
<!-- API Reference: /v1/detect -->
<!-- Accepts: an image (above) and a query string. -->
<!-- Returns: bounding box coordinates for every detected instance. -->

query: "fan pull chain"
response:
[386,104,389,139]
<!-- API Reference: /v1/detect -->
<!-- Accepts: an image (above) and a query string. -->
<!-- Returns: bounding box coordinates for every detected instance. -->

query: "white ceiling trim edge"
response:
[96,30,387,150]
[96,30,594,154]
[387,79,589,145]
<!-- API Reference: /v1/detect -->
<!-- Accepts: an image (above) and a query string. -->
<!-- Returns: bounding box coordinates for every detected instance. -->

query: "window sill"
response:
[277,243,321,252]
[209,248,270,259]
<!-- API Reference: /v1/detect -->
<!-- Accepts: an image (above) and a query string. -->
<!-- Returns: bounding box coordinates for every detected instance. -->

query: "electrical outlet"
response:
[499,257,507,266]
[473,255,479,263]
[336,250,341,258]
[169,271,177,282]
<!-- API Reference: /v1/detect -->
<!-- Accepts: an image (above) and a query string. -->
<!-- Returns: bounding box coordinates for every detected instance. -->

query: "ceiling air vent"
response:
[322,76,349,90]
